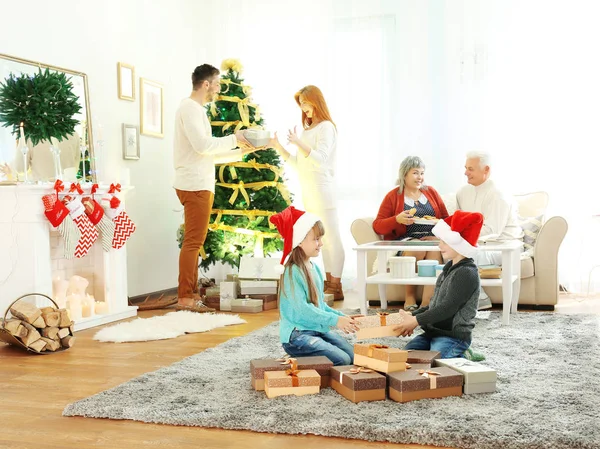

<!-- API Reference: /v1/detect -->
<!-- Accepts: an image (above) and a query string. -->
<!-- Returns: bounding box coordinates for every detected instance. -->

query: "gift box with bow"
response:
[330,365,386,403]
[250,356,333,390]
[263,358,321,399]
[434,358,497,394]
[388,366,463,403]
[406,350,441,366]
[353,343,408,373]
[355,312,404,340]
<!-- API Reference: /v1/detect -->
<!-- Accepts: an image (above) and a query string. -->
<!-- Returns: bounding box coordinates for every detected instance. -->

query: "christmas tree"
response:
[177,59,291,270]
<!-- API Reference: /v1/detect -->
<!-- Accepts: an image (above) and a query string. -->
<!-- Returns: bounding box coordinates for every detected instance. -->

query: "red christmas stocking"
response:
[82,197,115,252]
[82,185,115,252]
[103,195,136,250]
[42,193,81,259]
[65,196,99,258]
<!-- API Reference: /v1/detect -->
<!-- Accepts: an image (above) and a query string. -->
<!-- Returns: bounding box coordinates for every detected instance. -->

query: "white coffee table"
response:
[354,240,523,325]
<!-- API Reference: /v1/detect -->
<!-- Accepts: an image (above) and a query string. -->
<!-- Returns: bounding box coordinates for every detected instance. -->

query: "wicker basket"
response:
[0,293,74,354]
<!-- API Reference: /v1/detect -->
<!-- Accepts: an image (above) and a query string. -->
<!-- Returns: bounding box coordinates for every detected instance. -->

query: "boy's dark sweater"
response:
[412,257,480,343]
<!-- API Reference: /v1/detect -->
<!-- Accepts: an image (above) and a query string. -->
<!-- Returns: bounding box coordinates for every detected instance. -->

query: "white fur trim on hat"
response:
[292,212,320,249]
[432,219,478,258]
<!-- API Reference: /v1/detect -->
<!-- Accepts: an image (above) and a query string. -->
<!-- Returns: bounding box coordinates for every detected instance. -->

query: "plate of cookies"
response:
[413,215,439,225]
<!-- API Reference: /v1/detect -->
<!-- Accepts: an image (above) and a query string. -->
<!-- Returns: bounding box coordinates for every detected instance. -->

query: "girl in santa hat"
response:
[270,206,358,366]
[393,210,483,359]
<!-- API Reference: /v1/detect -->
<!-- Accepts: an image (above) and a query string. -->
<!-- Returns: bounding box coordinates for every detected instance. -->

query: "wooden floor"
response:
[1,294,598,449]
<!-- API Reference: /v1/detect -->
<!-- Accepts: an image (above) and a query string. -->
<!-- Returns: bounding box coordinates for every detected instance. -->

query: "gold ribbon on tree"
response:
[217,159,283,183]
[220,78,253,97]
[210,95,259,127]
[206,222,280,239]
[218,164,238,182]
[210,120,245,133]
[210,209,276,227]
[216,180,291,205]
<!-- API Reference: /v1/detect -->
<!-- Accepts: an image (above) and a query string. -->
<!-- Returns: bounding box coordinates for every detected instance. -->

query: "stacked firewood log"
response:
[0,301,75,352]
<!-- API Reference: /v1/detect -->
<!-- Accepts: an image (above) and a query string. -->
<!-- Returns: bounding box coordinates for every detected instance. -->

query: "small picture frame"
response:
[122,124,140,160]
[117,62,135,101]
[140,78,164,138]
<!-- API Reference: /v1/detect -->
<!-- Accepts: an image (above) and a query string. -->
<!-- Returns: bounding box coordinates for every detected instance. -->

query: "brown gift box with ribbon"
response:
[330,365,386,403]
[244,294,278,311]
[388,366,463,403]
[355,312,404,340]
[263,358,321,399]
[250,356,333,390]
[407,350,441,366]
[354,344,408,374]
[202,295,221,310]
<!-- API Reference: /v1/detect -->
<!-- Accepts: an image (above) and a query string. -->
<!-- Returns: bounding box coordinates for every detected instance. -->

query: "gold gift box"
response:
[353,343,408,373]
[264,369,321,399]
[355,312,404,340]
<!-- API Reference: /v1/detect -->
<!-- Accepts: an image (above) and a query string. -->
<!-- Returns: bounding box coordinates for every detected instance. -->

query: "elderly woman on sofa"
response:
[372,156,449,310]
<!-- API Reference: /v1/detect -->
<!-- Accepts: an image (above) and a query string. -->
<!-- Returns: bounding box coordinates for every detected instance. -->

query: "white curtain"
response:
[321,14,398,290]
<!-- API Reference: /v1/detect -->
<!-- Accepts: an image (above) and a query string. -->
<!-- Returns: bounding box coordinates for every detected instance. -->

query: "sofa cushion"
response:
[518,214,543,256]
[520,254,534,279]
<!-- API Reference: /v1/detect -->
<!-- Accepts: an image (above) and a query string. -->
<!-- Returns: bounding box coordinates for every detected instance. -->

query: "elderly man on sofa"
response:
[456,151,523,310]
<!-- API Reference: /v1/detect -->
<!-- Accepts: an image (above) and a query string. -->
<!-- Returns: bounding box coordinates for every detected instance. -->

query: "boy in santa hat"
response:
[393,210,484,358]
[270,206,358,365]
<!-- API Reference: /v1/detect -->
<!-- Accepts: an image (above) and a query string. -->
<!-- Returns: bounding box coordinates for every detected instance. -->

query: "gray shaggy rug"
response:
[63,312,600,449]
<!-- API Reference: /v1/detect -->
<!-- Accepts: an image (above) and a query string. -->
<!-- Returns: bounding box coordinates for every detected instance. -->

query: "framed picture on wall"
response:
[122,124,140,160]
[117,62,135,101]
[140,78,164,138]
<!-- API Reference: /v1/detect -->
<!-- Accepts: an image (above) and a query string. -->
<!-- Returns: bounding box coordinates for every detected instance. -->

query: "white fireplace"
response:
[0,183,137,331]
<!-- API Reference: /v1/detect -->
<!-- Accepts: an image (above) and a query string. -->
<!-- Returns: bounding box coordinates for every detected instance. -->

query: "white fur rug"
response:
[93,311,246,343]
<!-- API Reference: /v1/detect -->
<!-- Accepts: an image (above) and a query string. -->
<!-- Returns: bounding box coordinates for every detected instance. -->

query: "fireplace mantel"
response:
[0,183,137,331]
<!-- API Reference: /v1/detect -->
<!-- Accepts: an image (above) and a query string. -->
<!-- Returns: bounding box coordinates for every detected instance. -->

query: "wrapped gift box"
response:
[239,256,281,280]
[330,365,386,403]
[355,312,404,340]
[388,366,463,403]
[434,358,497,394]
[231,298,263,313]
[354,343,408,373]
[205,286,220,297]
[202,295,221,310]
[250,356,333,390]
[406,362,432,372]
[239,280,278,295]
[264,369,321,399]
[244,293,278,311]
[219,281,236,311]
[407,350,441,365]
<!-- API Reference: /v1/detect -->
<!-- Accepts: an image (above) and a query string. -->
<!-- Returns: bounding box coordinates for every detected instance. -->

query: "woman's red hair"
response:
[294,85,336,129]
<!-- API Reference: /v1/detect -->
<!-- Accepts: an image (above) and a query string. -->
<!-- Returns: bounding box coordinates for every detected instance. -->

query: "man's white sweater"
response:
[456,179,523,241]
[173,98,241,192]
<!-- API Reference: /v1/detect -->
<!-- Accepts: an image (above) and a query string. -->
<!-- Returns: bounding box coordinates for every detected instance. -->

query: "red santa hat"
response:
[432,210,484,258]
[269,206,321,272]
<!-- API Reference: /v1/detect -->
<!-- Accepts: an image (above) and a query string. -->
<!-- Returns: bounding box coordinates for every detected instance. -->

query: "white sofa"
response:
[350,191,568,309]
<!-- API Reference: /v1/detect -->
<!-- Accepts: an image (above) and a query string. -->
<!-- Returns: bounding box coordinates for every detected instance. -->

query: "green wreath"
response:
[0,68,82,146]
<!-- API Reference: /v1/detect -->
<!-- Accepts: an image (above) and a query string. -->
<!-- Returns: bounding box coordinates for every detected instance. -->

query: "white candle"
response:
[95,301,109,315]
[81,302,92,318]
[67,295,82,321]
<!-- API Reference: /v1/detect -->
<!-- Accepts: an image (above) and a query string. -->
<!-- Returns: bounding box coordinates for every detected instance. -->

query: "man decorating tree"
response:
[173,63,255,313]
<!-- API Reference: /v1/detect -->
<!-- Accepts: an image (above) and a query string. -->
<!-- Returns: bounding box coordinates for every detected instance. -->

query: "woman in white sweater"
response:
[269,85,344,300]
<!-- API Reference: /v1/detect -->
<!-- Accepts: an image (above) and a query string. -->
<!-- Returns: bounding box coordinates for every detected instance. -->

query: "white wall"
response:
[0,0,209,296]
